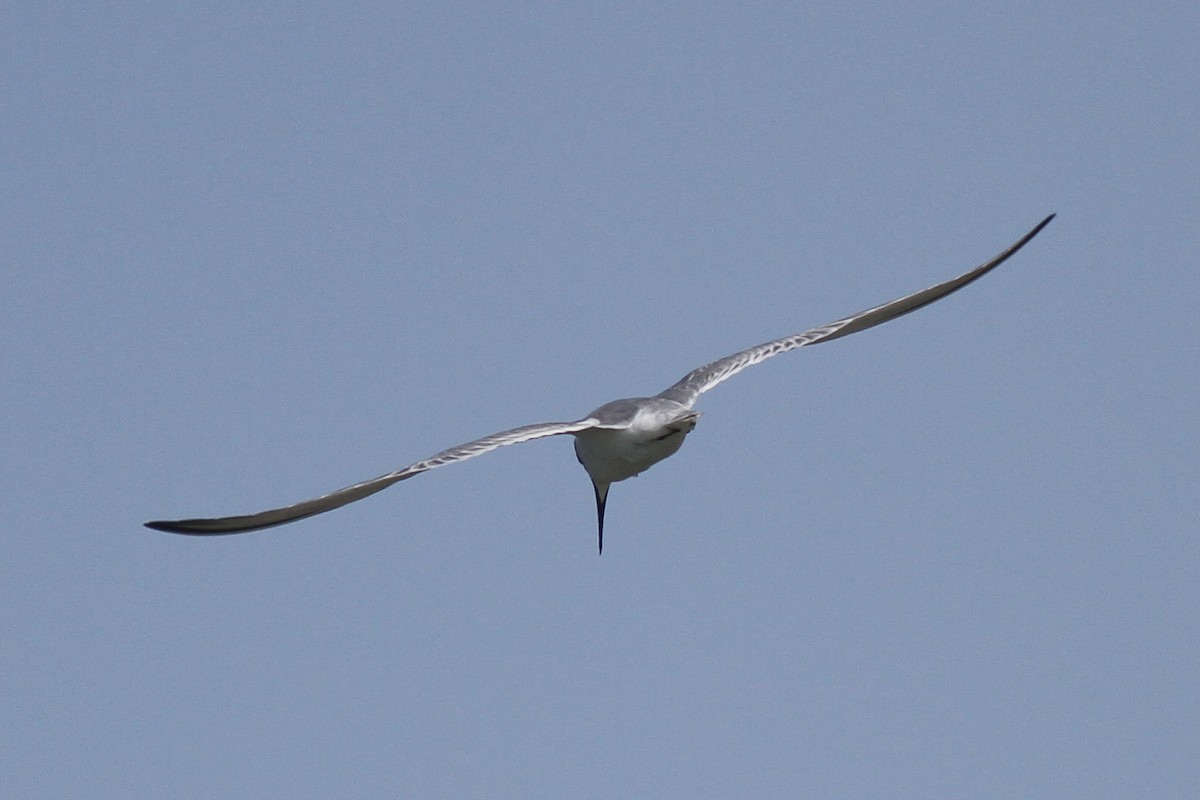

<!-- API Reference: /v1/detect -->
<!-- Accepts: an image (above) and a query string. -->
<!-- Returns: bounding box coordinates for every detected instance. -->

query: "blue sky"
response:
[3,3,1197,797]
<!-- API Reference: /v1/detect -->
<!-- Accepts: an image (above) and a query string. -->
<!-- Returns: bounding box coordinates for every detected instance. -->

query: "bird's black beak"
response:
[592,482,609,554]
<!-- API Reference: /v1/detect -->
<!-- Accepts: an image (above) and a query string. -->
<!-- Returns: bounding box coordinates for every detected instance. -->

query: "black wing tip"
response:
[145,522,201,534]
[1004,213,1055,257]
[145,519,245,535]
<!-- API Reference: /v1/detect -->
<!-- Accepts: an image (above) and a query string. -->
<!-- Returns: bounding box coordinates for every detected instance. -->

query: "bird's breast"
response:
[573,405,700,485]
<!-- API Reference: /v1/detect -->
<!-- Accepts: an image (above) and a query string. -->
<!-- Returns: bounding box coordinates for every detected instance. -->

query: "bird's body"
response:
[572,398,701,551]
[146,215,1055,551]
[573,397,699,485]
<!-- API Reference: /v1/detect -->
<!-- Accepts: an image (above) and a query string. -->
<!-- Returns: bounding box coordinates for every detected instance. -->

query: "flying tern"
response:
[147,214,1055,551]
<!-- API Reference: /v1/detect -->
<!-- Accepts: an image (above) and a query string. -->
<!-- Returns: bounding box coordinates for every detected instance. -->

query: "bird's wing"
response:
[145,418,604,535]
[656,214,1055,407]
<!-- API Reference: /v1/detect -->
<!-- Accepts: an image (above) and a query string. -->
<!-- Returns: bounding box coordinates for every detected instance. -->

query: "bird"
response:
[146,214,1055,552]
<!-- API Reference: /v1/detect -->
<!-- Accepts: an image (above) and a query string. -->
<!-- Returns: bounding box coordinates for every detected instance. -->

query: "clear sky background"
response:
[4,3,1197,797]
